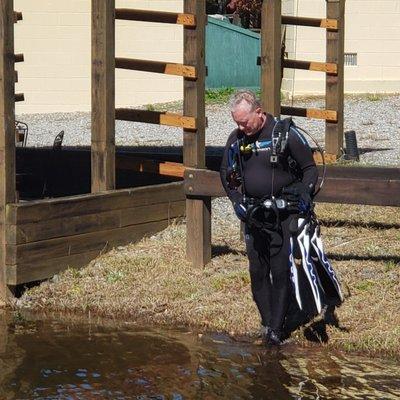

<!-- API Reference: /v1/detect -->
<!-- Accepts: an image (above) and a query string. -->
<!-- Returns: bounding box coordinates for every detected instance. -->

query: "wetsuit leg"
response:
[268,215,293,333]
[244,227,272,328]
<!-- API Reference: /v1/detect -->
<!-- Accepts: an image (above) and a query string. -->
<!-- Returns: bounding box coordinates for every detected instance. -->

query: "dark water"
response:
[0,312,399,400]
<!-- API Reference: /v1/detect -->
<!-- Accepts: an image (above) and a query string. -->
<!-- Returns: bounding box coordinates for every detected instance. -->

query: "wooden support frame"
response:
[266,1,345,156]
[91,0,115,192]
[325,0,345,156]
[115,8,196,27]
[0,0,16,302]
[5,182,186,284]
[183,0,211,267]
[261,0,281,116]
[116,57,197,79]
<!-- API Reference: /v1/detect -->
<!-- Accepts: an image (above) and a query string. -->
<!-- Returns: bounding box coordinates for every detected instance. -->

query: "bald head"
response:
[230,91,266,136]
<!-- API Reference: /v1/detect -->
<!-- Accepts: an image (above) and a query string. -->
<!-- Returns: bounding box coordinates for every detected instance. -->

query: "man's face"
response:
[231,101,264,136]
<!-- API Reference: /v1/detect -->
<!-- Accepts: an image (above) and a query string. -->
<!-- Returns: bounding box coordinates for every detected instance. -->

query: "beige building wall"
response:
[283,0,400,95]
[13,1,400,113]
[14,0,184,114]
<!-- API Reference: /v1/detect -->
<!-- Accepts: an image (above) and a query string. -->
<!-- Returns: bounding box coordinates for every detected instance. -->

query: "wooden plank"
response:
[283,59,337,74]
[325,0,345,156]
[6,250,100,285]
[7,200,185,245]
[14,93,23,102]
[261,0,281,116]
[116,156,185,178]
[184,168,400,206]
[6,212,184,266]
[6,182,185,224]
[185,168,225,197]
[313,151,337,164]
[282,16,338,30]
[7,216,181,285]
[320,166,400,180]
[13,11,22,23]
[91,0,115,192]
[14,53,23,63]
[115,58,197,79]
[116,108,197,130]
[184,0,210,267]
[0,0,16,301]
[281,106,337,121]
[115,8,196,27]
[317,177,400,206]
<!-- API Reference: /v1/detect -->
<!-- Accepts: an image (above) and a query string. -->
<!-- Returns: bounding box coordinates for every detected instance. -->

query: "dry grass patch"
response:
[17,204,400,358]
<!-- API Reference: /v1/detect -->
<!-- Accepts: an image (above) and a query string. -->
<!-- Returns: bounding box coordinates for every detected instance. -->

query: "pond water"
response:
[0,312,399,399]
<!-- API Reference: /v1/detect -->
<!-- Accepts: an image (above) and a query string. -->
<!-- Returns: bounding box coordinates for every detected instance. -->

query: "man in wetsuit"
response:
[220,90,318,345]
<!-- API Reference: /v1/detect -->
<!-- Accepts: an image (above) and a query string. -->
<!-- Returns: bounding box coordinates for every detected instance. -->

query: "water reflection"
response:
[0,311,399,399]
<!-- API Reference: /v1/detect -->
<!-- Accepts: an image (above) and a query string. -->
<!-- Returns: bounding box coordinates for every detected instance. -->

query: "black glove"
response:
[226,167,242,190]
[282,181,312,214]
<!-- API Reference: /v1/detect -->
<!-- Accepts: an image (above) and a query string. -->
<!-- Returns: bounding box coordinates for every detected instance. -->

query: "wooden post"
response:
[325,0,345,156]
[0,0,16,303]
[91,0,115,192]
[183,0,211,267]
[261,0,281,116]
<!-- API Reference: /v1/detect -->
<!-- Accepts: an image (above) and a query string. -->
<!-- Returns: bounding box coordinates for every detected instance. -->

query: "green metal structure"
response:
[206,17,260,89]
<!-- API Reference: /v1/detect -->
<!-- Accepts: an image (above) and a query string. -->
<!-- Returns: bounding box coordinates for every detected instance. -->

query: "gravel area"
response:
[17,94,400,166]
[16,94,399,221]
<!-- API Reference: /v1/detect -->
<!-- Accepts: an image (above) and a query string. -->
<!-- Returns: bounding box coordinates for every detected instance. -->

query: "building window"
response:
[344,53,357,66]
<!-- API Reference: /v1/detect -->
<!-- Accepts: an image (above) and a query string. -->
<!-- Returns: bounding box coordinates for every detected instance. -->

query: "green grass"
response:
[366,93,383,102]
[205,87,236,104]
[15,203,400,359]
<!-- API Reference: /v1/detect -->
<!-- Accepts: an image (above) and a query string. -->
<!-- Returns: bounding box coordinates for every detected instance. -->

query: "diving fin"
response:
[310,225,344,304]
[288,218,323,314]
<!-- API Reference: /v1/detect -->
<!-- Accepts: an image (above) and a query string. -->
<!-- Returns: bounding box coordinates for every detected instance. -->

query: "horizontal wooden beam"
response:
[116,156,185,178]
[6,213,186,266]
[7,200,185,245]
[185,168,223,197]
[115,8,196,27]
[281,106,337,121]
[313,152,337,164]
[14,93,24,102]
[13,11,22,23]
[282,15,338,29]
[14,53,24,63]
[184,167,400,207]
[115,108,197,130]
[6,181,185,224]
[115,57,197,78]
[283,59,337,74]
[6,207,186,284]
[6,250,101,285]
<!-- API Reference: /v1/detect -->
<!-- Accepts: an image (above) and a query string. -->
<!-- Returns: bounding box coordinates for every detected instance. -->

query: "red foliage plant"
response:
[236,0,263,14]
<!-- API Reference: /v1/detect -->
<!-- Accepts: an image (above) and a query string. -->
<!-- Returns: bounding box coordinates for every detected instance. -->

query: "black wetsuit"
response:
[220,114,318,334]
